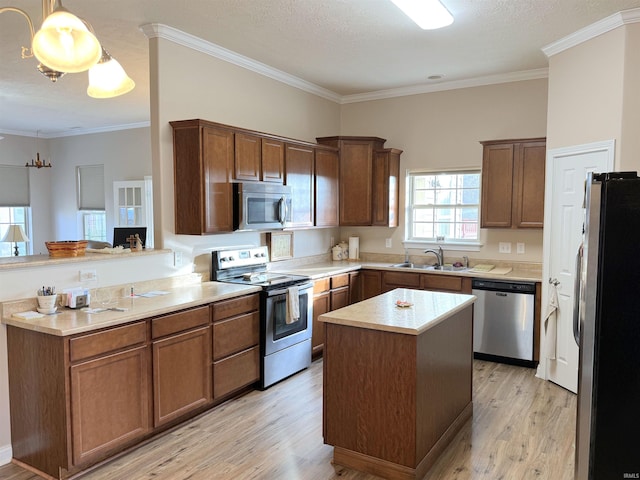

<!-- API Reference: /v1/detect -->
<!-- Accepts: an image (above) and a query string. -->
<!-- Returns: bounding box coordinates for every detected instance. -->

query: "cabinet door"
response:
[70,346,150,466]
[513,141,546,228]
[152,326,212,427]
[340,141,373,225]
[481,143,514,228]
[315,148,339,227]
[421,274,464,293]
[285,144,315,227]
[381,271,421,292]
[234,133,261,182]
[312,291,330,357]
[361,270,382,300]
[330,286,350,311]
[372,149,401,227]
[202,127,234,233]
[213,346,260,399]
[261,138,285,183]
[349,271,362,304]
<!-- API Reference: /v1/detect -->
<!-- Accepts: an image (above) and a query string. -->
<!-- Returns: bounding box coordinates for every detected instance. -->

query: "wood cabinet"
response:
[151,307,211,427]
[361,270,382,300]
[311,273,352,358]
[7,294,262,479]
[314,146,339,227]
[380,269,472,294]
[381,270,421,292]
[285,143,315,227]
[212,294,260,399]
[316,136,401,227]
[171,120,235,234]
[349,271,362,304]
[480,138,546,228]
[372,148,401,227]
[234,133,285,184]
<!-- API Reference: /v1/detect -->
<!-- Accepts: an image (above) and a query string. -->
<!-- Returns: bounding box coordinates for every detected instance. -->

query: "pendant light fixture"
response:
[87,48,136,98]
[390,0,454,30]
[31,0,102,73]
[0,0,134,97]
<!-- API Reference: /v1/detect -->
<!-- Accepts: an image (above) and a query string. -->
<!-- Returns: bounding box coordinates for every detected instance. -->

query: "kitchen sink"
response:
[389,263,470,272]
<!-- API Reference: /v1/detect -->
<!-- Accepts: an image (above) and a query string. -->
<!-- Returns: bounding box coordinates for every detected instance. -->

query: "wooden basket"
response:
[45,240,89,257]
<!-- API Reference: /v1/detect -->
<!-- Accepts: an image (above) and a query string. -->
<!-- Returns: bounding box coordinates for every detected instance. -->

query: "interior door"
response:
[542,141,613,393]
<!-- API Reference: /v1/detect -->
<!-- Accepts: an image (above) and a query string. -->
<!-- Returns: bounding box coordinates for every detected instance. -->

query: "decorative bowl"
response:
[45,240,89,257]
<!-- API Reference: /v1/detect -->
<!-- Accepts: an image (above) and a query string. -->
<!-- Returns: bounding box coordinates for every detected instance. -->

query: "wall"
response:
[340,79,549,263]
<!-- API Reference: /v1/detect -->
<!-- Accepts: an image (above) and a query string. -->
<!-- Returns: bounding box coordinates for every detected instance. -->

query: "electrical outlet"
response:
[385,238,392,248]
[79,269,97,283]
[517,242,525,254]
[174,251,183,267]
[498,242,512,254]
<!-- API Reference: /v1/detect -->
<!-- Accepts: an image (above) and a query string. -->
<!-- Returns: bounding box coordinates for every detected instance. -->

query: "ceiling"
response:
[1,0,640,138]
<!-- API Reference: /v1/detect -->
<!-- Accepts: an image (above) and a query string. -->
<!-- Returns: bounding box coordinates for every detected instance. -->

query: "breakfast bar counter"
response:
[319,288,476,479]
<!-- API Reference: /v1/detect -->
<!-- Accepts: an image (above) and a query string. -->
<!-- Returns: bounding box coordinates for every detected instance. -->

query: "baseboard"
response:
[0,443,12,466]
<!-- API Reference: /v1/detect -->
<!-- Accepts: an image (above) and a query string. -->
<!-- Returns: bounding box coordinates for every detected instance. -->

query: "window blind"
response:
[0,165,30,206]
[77,165,105,210]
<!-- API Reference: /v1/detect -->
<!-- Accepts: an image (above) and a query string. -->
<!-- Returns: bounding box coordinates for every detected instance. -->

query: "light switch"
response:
[517,242,525,254]
[385,238,392,248]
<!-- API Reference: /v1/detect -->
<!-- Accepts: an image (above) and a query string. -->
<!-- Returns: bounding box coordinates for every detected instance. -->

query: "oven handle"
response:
[265,282,313,297]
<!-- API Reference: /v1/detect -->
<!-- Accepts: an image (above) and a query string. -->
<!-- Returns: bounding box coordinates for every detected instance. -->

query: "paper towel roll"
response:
[348,236,359,260]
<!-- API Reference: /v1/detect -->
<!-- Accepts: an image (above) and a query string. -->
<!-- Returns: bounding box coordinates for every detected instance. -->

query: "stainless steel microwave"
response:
[233,182,293,231]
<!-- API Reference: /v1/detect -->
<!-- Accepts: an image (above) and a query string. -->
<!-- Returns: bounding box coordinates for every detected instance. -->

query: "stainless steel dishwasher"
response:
[472,278,536,367]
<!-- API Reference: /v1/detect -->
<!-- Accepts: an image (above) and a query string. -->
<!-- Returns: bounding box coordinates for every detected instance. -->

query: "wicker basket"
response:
[45,240,89,257]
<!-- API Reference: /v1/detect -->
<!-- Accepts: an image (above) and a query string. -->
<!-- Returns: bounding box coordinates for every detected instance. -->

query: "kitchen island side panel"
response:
[324,323,418,467]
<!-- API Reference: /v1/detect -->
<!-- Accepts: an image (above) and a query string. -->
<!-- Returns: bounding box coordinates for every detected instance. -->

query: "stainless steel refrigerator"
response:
[575,171,640,479]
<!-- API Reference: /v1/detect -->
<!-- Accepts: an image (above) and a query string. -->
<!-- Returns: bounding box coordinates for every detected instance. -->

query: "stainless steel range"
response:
[212,246,313,389]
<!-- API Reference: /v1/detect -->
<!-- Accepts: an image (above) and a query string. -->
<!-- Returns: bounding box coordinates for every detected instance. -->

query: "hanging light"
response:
[87,48,135,98]
[37,62,66,82]
[32,0,102,73]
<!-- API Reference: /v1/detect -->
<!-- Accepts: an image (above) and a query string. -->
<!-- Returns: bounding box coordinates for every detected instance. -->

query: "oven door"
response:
[263,283,312,356]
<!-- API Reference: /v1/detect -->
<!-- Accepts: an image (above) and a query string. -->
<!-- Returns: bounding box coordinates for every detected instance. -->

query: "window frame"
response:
[404,169,482,251]
[0,207,32,257]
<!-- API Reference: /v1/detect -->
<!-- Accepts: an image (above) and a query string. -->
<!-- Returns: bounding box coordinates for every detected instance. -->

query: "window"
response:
[82,211,107,241]
[0,207,31,257]
[406,170,480,244]
[77,165,106,241]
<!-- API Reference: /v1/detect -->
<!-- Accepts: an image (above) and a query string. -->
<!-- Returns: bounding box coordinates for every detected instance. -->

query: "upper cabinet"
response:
[171,120,235,234]
[284,143,315,228]
[316,136,402,227]
[234,133,284,184]
[314,146,339,227]
[480,138,546,229]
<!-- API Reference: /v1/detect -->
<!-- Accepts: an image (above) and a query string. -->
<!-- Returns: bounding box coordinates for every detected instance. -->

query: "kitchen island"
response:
[320,288,476,480]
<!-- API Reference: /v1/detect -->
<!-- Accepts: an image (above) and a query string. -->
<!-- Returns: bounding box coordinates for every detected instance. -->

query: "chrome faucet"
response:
[463,255,469,268]
[424,246,444,268]
[404,248,410,263]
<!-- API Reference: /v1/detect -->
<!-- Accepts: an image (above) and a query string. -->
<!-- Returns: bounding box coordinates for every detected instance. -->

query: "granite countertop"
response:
[319,288,476,335]
[273,260,542,283]
[1,282,261,336]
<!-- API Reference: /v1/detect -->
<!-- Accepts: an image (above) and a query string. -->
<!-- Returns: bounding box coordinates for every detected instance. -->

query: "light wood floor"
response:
[0,359,576,480]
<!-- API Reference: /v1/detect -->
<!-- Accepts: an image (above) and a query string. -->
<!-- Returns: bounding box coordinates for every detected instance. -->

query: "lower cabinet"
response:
[312,273,352,358]
[7,295,260,479]
[212,293,260,399]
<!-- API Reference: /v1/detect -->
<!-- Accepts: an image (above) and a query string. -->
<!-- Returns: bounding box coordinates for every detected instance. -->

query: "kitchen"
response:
[2,1,640,478]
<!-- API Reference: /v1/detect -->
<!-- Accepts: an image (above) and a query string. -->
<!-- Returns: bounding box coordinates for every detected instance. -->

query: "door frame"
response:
[536,139,615,382]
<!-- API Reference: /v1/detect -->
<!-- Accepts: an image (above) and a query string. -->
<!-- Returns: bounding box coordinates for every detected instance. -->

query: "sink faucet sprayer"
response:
[424,246,444,268]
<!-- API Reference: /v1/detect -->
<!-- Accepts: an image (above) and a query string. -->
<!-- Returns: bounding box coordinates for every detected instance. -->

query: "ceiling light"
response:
[87,48,136,98]
[32,2,102,73]
[0,0,134,96]
[390,0,454,30]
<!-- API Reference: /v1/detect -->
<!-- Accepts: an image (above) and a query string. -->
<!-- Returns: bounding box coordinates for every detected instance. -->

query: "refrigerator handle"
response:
[572,245,583,346]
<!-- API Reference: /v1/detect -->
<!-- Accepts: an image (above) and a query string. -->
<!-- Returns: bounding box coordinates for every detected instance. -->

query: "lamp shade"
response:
[2,224,29,243]
[87,49,135,98]
[32,7,102,73]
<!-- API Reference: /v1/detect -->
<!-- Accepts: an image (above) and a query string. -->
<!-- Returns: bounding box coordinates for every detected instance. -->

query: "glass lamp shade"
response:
[32,9,102,73]
[87,52,135,98]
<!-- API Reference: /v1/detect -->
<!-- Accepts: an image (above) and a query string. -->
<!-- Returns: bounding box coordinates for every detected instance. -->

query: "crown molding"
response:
[140,23,342,104]
[0,122,150,139]
[340,68,549,104]
[543,7,640,57]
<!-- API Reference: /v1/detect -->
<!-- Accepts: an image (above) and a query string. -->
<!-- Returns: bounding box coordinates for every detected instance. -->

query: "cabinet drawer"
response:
[330,274,349,289]
[151,306,209,339]
[70,322,147,363]
[382,271,421,289]
[421,274,463,292]
[314,278,330,294]
[212,294,259,322]
[213,311,260,360]
[213,346,260,398]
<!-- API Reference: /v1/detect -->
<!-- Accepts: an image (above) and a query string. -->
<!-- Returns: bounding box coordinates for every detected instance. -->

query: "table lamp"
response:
[2,224,29,256]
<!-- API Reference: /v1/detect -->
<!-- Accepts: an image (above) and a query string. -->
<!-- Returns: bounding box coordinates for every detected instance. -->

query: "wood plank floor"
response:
[0,359,576,480]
